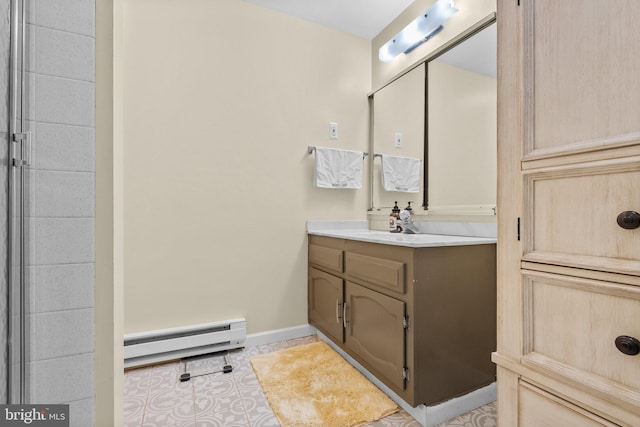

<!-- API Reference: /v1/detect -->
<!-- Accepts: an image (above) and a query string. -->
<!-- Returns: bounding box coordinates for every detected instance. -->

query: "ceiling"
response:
[240,1,496,77]
[240,0,415,40]
[436,23,497,78]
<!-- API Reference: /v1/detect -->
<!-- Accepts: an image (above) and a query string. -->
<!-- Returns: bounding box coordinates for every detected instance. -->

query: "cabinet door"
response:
[522,1,640,160]
[308,267,343,343]
[344,281,405,392]
[522,271,640,391]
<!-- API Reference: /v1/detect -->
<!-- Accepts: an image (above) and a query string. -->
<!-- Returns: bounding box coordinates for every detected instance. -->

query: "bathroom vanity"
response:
[307,226,497,409]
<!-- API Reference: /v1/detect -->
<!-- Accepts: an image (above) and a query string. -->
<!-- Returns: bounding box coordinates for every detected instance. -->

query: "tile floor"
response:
[124,335,496,427]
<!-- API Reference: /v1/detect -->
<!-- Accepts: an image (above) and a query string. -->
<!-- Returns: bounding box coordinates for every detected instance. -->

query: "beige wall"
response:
[371,0,496,89]
[122,0,371,334]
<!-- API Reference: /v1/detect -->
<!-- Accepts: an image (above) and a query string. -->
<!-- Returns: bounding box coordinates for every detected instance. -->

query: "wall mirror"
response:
[370,21,497,215]
[371,64,425,211]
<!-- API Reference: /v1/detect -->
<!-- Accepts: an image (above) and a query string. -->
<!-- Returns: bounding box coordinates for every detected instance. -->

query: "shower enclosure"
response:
[0,0,11,404]
[1,0,95,424]
[2,0,25,404]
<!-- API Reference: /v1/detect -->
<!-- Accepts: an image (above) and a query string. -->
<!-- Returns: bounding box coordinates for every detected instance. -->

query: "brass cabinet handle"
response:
[615,335,640,356]
[616,211,640,230]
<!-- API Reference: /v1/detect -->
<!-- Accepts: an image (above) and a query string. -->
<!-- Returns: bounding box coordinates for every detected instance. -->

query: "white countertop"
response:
[308,227,497,248]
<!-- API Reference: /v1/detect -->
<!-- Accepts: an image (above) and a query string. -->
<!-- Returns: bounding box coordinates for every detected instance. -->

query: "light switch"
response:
[394,132,403,148]
[329,122,338,139]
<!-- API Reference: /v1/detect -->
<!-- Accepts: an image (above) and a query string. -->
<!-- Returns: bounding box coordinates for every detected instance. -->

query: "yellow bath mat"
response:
[250,340,398,427]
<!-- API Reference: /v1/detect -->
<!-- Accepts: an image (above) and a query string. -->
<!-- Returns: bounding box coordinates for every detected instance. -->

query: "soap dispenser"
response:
[389,201,402,233]
[401,202,414,225]
[404,201,413,217]
[400,201,419,234]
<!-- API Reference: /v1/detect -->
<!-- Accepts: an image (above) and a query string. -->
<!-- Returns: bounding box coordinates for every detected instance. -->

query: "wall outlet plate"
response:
[330,122,338,139]
[394,132,403,148]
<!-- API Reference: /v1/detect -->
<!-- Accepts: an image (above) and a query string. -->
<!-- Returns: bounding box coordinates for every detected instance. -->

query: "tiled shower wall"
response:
[27,1,95,425]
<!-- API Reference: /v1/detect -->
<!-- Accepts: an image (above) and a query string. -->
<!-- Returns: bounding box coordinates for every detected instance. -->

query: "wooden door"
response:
[344,281,405,392]
[496,0,640,425]
[308,267,344,343]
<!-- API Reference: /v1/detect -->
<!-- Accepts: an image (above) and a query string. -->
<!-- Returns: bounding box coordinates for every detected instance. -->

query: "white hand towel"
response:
[381,154,421,192]
[314,147,364,189]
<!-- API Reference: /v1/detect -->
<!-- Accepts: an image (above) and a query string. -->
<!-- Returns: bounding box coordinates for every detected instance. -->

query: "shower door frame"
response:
[7,0,30,404]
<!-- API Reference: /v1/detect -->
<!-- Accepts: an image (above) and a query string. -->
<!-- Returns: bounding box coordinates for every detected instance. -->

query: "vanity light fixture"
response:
[378,0,458,63]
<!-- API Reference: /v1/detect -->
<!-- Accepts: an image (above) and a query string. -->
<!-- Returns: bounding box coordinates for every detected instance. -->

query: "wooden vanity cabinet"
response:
[308,234,497,407]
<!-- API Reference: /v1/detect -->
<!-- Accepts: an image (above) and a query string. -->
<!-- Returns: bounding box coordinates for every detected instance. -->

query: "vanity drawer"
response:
[309,244,344,273]
[522,270,640,394]
[345,252,405,294]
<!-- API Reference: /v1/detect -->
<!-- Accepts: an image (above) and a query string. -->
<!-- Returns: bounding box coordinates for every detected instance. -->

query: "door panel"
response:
[525,0,640,159]
[523,270,640,396]
[522,160,640,276]
[345,281,405,391]
[308,268,344,343]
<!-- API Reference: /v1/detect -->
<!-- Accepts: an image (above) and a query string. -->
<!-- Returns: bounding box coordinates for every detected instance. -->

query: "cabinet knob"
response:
[616,211,640,230]
[615,335,640,356]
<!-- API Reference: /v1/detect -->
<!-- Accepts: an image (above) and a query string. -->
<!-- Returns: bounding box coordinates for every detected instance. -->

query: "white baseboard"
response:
[245,324,317,348]
[316,331,496,427]
[423,382,496,427]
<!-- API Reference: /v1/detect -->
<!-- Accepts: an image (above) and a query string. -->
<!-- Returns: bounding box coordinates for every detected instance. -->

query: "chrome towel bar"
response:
[307,145,368,158]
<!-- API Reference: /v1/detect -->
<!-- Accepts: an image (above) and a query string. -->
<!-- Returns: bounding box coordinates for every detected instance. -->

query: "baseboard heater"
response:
[124,318,246,368]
